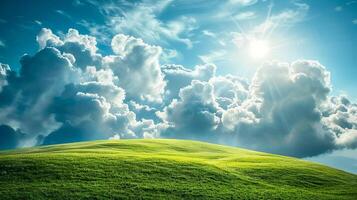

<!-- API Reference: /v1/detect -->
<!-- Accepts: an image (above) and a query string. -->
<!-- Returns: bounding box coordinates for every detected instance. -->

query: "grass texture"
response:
[0,139,356,199]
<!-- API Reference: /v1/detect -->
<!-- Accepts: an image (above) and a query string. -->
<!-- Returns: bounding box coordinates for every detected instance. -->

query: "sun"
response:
[248,39,270,59]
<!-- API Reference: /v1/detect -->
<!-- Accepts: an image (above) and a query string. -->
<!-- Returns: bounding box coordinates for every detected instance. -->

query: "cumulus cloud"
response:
[43,81,136,145]
[158,80,221,140]
[160,60,357,157]
[162,63,216,101]
[105,34,166,103]
[0,28,356,159]
[37,28,102,70]
[209,75,249,109]
[0,28,166,147]
[220,61,336,157]
[37,28,63,49]
[0,47,79,143]
[322,96,357,149]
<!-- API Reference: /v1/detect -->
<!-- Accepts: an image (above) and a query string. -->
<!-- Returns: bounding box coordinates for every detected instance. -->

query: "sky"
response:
[0,0,356,173]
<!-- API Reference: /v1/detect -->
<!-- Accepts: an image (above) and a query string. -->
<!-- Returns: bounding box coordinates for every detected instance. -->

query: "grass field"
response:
[0,139,356,199]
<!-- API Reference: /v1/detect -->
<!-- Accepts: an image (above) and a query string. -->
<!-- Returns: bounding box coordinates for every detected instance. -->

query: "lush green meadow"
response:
[0,139,356,199]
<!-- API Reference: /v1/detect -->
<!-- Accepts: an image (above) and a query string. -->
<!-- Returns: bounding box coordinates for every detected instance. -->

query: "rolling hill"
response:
[0,139,356,199]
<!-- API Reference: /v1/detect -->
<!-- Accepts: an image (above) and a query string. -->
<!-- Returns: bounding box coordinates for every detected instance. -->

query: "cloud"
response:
[202,30,216,38]
[221,61,336,157]
[353,19,357,24]
[322,96,357,149]
[37,28,102,70]
[0,40,5,48]
[234,11,256,20]
[37,28,63,49]
[199,50,227,64]
[94,0,195,48]
[0,28,356,159]
[162,63,216,101]
[55,10,72,20]
[0,47,79,143]
[158,80,221,140]
[43,81,136,145]
[346,1,357,6]
[253,3,309,35]
[0,125,24,150]
[0,63,10,92]
[160,60,357,157]
[0,28,164,147]
[229,0,258,6]
[209,75,249,109]
[34,20,42,26]
[335,6,343,12]
[105,34,166,103]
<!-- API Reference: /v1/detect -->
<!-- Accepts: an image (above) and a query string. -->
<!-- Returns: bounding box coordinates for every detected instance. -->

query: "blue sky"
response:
[1,0,357,99]
[0,0,357,173]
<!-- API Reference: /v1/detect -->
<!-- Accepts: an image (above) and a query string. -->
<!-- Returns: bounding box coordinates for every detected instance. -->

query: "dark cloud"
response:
[0,47,78,141]
[0,124,24,150]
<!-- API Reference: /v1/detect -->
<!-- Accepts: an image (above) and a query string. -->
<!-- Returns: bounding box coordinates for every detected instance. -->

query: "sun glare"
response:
[249,39,270,59]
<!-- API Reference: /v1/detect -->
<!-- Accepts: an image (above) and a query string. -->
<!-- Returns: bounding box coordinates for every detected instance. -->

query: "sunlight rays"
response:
[229,2,287,61]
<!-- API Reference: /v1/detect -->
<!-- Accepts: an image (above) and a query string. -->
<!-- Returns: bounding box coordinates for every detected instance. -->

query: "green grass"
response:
[0,139,356,199]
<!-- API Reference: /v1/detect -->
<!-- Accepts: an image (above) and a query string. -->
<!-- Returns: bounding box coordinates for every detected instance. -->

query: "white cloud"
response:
[159,60,357,157]
[162,63,216,101]
[0,63,10,92]
[97,0,196,48]
[34,20,42,25]
[37,28,102,70]
[37,28,63,49]
[199,50,227,63]
[55,10,72,19]
[335,6,343,12]
[0,47,79,141]
[0,28,163,147]
[106,34,166,103]
[64,28,98,54]
[235,11,256,20]
[158,80,221,140]
[43,80,137,145]
[0,40,5,48]
[202,30,216,38]
[209,75,249,109]
[253,3,309,35]
[1,28,357,159]
[229,0,258,6]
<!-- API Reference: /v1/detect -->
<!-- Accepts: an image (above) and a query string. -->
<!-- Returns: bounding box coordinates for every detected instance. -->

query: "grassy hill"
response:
[0,139,356,199]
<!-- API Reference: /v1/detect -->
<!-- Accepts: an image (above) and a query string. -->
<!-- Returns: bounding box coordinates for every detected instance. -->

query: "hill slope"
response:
[0,139,356,199]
